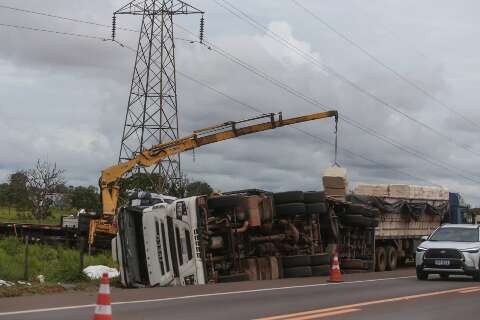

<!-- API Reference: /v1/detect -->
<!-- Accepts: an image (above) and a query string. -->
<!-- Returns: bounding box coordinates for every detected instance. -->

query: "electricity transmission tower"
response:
[114,0,204,192]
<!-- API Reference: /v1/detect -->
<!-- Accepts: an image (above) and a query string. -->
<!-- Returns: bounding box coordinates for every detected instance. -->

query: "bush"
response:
[0,237,115,283]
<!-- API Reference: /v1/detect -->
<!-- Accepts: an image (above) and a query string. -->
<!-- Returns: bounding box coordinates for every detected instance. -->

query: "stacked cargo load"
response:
[322,166,348,200]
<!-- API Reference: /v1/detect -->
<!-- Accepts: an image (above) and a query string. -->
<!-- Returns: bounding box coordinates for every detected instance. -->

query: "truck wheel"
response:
[375,247,387,272]
[304,191,325,204]
[275,203,306,217]
[282,255,311,268]
[386,246,398,271]
[416,269,428,280]
[283,266,312,278]
[311,265,330,277]
[274,191,304,204]
[306,203,327,215]
[310,253,330,266]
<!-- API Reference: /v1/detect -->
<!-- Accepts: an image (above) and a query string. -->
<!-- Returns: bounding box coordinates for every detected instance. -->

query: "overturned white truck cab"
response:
[112,195,208,287]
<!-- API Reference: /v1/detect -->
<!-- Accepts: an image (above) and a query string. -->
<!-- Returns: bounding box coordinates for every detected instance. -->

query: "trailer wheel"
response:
[306,203,327,215]
[282,255,311,268]
[386,246,398,271]
[273,191,304,204]
[310,253,330,266]
[283,266,312,278]
[375,247,387,272]
[275,203,306,217]
[304,191,325,204]
[311,265,330,277]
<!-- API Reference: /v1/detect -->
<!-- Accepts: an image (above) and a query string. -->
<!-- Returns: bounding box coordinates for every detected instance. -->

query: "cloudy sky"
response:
[1,0,480,204]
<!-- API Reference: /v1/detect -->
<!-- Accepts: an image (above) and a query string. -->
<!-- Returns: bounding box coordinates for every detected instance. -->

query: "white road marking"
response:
[0,276,415,317]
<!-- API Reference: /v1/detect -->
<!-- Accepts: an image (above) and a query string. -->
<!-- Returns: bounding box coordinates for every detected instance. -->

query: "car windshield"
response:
[429,227,479,242]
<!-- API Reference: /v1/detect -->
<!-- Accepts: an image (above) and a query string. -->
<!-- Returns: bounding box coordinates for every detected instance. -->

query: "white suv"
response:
[416,224,480,281]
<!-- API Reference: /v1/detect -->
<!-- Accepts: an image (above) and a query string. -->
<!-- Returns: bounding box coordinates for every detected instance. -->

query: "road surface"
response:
[0,268,479,319]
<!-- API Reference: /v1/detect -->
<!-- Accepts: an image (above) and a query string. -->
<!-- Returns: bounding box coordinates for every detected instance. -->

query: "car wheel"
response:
[440,274,449,280]
[386,246,398,271]
[473,271,480,282]
[416,268,428,280]
[375,247,387,272]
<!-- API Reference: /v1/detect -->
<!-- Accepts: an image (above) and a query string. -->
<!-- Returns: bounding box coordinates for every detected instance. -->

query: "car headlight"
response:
[416,246,428,252]
[460,248,480,253]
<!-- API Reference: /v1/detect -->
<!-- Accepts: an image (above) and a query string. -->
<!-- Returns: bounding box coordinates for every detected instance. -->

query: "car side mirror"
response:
[421,236,428,241]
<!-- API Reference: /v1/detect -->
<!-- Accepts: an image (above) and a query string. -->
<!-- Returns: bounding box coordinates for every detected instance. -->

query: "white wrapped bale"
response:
[355,184,389,197]
[389,184,413,198]
[323,166,348,199]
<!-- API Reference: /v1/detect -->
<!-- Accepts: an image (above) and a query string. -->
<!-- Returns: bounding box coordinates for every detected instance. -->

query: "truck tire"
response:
[283,266,312,278]
[306,202,327,215]
[282,255,311,268]
[274,191,304,204]
[341,214,379,228]
[208,195,243,209]
[386,246,398,271]
[310,253,330,266]
[375,247,387,272]
[217,273,250,283]
[311,265,330,277]
[275,203,305,217]
[473,271,480,282]
[304,191,325,204]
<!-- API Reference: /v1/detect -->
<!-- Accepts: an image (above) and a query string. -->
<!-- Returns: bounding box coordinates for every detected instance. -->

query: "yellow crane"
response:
[88,110,338,245]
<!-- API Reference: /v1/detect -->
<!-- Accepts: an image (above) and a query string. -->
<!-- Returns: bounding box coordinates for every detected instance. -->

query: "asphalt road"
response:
[0,268,479,320]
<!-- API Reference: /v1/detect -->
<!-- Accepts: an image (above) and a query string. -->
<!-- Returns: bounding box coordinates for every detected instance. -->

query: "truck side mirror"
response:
[421,236,428,241]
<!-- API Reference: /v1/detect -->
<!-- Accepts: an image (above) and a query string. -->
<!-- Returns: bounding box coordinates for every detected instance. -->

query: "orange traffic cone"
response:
[327,250,343,283]
[93,273,112,320]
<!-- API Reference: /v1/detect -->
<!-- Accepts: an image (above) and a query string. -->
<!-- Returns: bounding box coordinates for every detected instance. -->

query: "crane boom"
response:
[90,110,338,245]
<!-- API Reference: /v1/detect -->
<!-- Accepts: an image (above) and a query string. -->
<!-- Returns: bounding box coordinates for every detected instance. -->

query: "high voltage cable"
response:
[290,0,480,131]
[1,5,478,185]
[0,22,109,40]
[173,23,480,184]
[176,70,440,186]
[215,0,480,158]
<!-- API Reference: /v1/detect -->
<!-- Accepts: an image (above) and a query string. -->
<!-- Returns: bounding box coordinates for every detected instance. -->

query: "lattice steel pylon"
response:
[114,0,204,192]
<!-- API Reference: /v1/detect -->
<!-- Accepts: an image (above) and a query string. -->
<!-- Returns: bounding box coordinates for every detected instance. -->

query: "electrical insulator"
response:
[112,15,117,41]
[199,15,205,44]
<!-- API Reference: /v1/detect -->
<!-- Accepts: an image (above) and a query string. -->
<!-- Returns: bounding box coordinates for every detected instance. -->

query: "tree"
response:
[186,181,213,197]
[0,183,8,206]
[7,171,30,209]
[26,160,65,220]
[69,186,101,212]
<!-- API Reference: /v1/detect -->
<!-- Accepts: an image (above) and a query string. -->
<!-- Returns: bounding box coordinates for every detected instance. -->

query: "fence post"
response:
[79,236,85,272]
[24,235,29,281]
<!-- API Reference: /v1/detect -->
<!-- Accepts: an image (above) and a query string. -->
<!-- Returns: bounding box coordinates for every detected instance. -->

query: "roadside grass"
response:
[0,237,115,284]
[0,207,75,225]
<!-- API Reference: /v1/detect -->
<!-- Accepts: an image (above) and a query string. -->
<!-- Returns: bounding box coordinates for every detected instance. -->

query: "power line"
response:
[290,0,480,131]
[0,22,108,40]
[173,23,480,184]
[0,4,138,33]
[176,69,440,186]
[215,0,480,158]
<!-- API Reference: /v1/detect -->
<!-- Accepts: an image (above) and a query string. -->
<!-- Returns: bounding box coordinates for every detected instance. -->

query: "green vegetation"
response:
[0,206,72,225]
[0,237,115,283]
